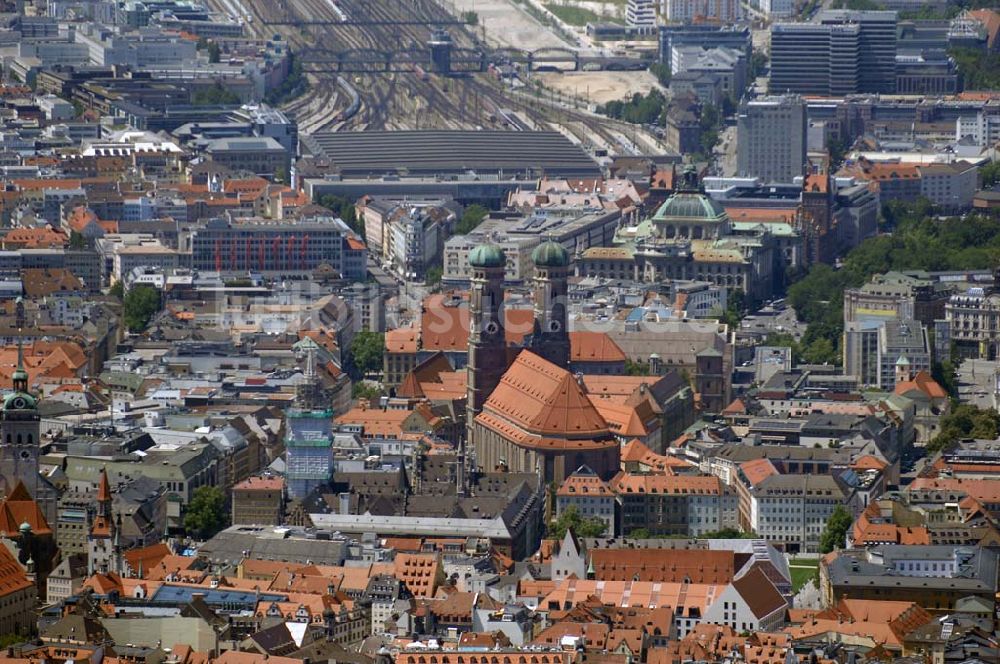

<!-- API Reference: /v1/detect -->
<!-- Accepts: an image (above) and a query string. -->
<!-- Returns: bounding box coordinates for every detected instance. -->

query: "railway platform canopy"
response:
[303,129,602,179]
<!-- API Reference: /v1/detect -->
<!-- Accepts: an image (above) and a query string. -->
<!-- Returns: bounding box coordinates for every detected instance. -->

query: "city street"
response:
[955,357,999,410]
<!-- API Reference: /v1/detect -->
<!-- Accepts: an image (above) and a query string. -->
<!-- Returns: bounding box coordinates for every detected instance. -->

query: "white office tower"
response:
[627,0,657,28]
[737,94,807,184]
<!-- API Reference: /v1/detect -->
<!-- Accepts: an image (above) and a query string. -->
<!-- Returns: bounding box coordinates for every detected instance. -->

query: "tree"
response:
[628,527,651,539]
[184,486,228,540]
[625,358,649,375]
[801,336,838,365]
[318,194,362,236]
[827,136,849,169]
[931,359,958,399]
[109,281,124,300]
[719,289,747,329]
[548,505,607,540]
[462,10,479,24]
[697,103,722,158]
[352,382,384,400]
[599,90,668,125]
[456,204,488,235]
[749,51,768,79]
[207,41,221,63]
[949,48,1000,92]
[819,504,853,553]
[425,265,443,286]
[191,83,240,106]
[69,230,86,249]
[927,403,1000,455]
[123,285,161,332]
[649,62,671,87]
[981,161,1000,189]
[348,331,385,379]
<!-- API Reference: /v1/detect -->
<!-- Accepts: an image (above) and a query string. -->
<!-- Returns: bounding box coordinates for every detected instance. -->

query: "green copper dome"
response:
[654,191,727,221]
[531,239,569,267]
[468,243,505,268]
[3,391,37,411]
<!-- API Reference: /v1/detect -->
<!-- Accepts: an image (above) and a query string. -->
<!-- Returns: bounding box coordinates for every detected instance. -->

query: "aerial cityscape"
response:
[1,0,1000,661]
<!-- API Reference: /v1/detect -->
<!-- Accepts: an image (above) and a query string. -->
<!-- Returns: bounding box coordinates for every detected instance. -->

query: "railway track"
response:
[207,0,653,149]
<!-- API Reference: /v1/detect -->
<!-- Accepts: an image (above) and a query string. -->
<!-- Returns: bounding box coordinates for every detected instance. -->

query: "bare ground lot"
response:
[534,69,661,106]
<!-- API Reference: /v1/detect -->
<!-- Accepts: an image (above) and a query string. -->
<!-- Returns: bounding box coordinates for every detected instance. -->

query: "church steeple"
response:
[466,242,507,487]
[12,297,26,395]
[0,296,40,501]
[530,238,570,368]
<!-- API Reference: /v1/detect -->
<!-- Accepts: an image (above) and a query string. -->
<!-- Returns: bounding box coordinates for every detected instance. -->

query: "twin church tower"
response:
[464,238,571,438]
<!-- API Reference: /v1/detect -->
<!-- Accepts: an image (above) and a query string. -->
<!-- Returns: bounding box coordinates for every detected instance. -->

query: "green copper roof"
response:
[531,239,570,267]
[654,191,727,221]
[468,243,505,268]
[3,391,37,411]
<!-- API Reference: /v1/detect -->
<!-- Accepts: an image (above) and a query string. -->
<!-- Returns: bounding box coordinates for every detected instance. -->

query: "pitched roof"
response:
[740,459,779,488]
[477,351,614,448]
[731,566,787,620]
[0,480,52,536]
[610,472,723,496]
[893,370,947,400]
[589,549,738,584]
[557,466,614,497]
[385,326,419,354]
[0,542,33,597]
[394,553,441,598]
[570,332,627,363]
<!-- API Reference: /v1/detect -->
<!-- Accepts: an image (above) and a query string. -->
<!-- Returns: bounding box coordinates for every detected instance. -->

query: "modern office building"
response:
[843,317,931,390]
[771,23,860,95]
[191,216,365,279]
[771,11,897,95]
[818,10,898,93]
[658,24,752,65]
[626,0,656,29]
[737,95,807,184]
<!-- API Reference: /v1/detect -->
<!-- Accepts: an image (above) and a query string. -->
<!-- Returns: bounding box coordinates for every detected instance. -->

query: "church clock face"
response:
[19,450,31,460]
[10,397,26,410]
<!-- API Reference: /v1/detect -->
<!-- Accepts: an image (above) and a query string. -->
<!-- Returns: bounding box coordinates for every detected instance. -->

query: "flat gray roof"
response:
[309,513,512,539]
[305,130,601,178]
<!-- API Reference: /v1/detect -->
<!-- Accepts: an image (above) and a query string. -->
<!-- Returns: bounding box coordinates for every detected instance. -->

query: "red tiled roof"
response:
[570,331,626,363]
[479,350,611,440]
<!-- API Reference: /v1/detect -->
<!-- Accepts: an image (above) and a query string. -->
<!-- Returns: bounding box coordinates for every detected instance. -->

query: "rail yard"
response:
[204,0,664,153]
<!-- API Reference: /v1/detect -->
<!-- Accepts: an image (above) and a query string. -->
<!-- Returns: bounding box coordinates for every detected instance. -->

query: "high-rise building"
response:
[737,94,807,184]
[627,0,657,28]
[770,23,859,95]
[771,11,897,95]
[818,10,897,94]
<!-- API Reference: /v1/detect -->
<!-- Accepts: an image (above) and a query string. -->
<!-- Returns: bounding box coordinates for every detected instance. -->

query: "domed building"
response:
[651,166,731,241]
[576,165,780,301]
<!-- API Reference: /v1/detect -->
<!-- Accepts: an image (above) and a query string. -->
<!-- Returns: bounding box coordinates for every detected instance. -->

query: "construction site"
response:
[206,0,666,155]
